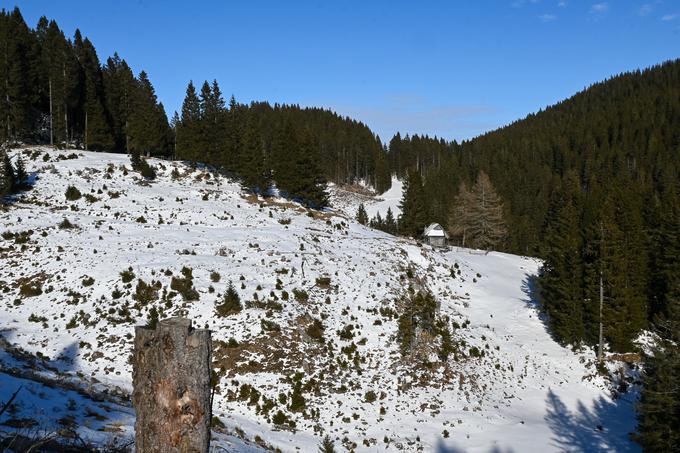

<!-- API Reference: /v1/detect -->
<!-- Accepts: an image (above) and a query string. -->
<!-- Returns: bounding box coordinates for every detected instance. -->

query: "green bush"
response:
[65,185,81,201]
[170,268,199,301]
[134,279,159,306]
[315,276,331,288]
[215,283,242,317]
[58,218,77,229]
[293,288,309,302]
[305,318,325,341]
[20,282,42,297]
[120,267,135,283]
[364,390,377,403]
[130,151,156,179]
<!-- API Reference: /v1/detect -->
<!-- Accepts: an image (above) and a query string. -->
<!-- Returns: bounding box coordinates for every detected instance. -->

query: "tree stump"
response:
[132,317,212,453]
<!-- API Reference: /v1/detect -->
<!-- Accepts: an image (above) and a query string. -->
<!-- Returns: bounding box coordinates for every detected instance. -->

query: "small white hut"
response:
[423,223,448,247]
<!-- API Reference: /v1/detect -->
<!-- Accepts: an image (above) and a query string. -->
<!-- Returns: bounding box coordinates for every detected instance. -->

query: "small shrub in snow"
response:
[120,267,135,283]
[315,276,331,288]
[210,271,221,283]
[364,390,377,403]
[20,282,42,297]
[170,267,199,301]
[65,185,81,201]
[146,307,159,328]
[134,279,159,306]
[260,319,280,332]
[82,276,95,287]
[292,288,308,302]
[305,318,325,342]
[318,436,336,453]
[58,218,77,229]
[215,283,242,317]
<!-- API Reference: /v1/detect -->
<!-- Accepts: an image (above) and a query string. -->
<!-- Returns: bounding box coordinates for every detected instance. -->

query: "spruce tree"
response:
[318,435,336,453]
[356,203,368,225]
[176,81,201,162]
[128,71,170,157]
[540,187,584,347]
[289,128,328,208]
[240,115,270,194]
[636,335,680,452]
[102,53,130,150]
[77,37,113,150]
[384,207,397,234]
[398,170,428,237]
[0,149,14,196]
[215,283,242,317]
[271,119,297,195]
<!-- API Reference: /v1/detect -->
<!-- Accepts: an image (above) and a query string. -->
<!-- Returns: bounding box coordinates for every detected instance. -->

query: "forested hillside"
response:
[0,7,391,200]
[393,60,680,345]
[390,60,680,450]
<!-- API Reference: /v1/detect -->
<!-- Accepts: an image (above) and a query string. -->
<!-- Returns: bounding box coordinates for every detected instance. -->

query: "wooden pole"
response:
[132,317,212,453]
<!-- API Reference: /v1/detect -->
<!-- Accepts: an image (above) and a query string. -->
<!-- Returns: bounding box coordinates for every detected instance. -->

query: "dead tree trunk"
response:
[132,317,212,453]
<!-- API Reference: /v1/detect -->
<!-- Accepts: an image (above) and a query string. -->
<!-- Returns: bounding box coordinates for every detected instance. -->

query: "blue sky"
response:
[5,0,680,142]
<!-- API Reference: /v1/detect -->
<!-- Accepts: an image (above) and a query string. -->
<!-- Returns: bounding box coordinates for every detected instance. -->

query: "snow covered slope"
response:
[329,176,403,220]
[0,147,639,452]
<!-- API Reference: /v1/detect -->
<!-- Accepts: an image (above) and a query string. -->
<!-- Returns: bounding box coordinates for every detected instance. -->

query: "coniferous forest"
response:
[1,5,679,450]
[390,60,680,451]
[0,7,391,208]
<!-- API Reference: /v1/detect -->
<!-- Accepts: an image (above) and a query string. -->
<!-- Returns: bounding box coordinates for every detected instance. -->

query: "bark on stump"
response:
[132,317,211,453]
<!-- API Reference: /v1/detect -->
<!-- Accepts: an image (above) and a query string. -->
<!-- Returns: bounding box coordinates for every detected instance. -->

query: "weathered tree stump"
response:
[132,317,212,453]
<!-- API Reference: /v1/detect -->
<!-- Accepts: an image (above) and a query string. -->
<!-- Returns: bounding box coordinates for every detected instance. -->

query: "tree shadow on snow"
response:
[520,274,564,344]
[545,389,640,452]
[0,171,39,205]
[436,439,515,453]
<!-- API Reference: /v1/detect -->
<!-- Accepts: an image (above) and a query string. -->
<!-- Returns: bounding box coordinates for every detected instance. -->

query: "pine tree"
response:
[398,170,428,237]
[77,36,113,150]
[636,336,680,452]
[356,203,368,225]
[13,156,26,190]
[318,435,336,453]
[0,148,14,196]
[128,71,170,157]
[384,207,397,234]
[288,128,328,208]
[240,115,270,194]
[540,187,585,347]
[215,283,242,317]
[370,212,383,230]
[176,81,201,162]
[271,119,297,195]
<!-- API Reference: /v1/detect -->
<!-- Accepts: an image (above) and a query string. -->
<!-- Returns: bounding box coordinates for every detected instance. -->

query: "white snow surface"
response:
[0,147,640,452]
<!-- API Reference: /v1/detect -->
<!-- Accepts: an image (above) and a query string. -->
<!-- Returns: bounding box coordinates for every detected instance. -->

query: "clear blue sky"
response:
[5,0,680,142]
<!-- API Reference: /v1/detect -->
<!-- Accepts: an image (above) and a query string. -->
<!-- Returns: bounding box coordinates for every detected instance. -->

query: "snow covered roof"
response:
[423,223,448,238]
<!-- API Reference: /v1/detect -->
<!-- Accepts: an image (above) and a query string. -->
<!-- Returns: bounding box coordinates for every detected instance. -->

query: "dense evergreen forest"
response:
[0,7,391,207]
[391,60,680,451]
[393,60,680,348]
